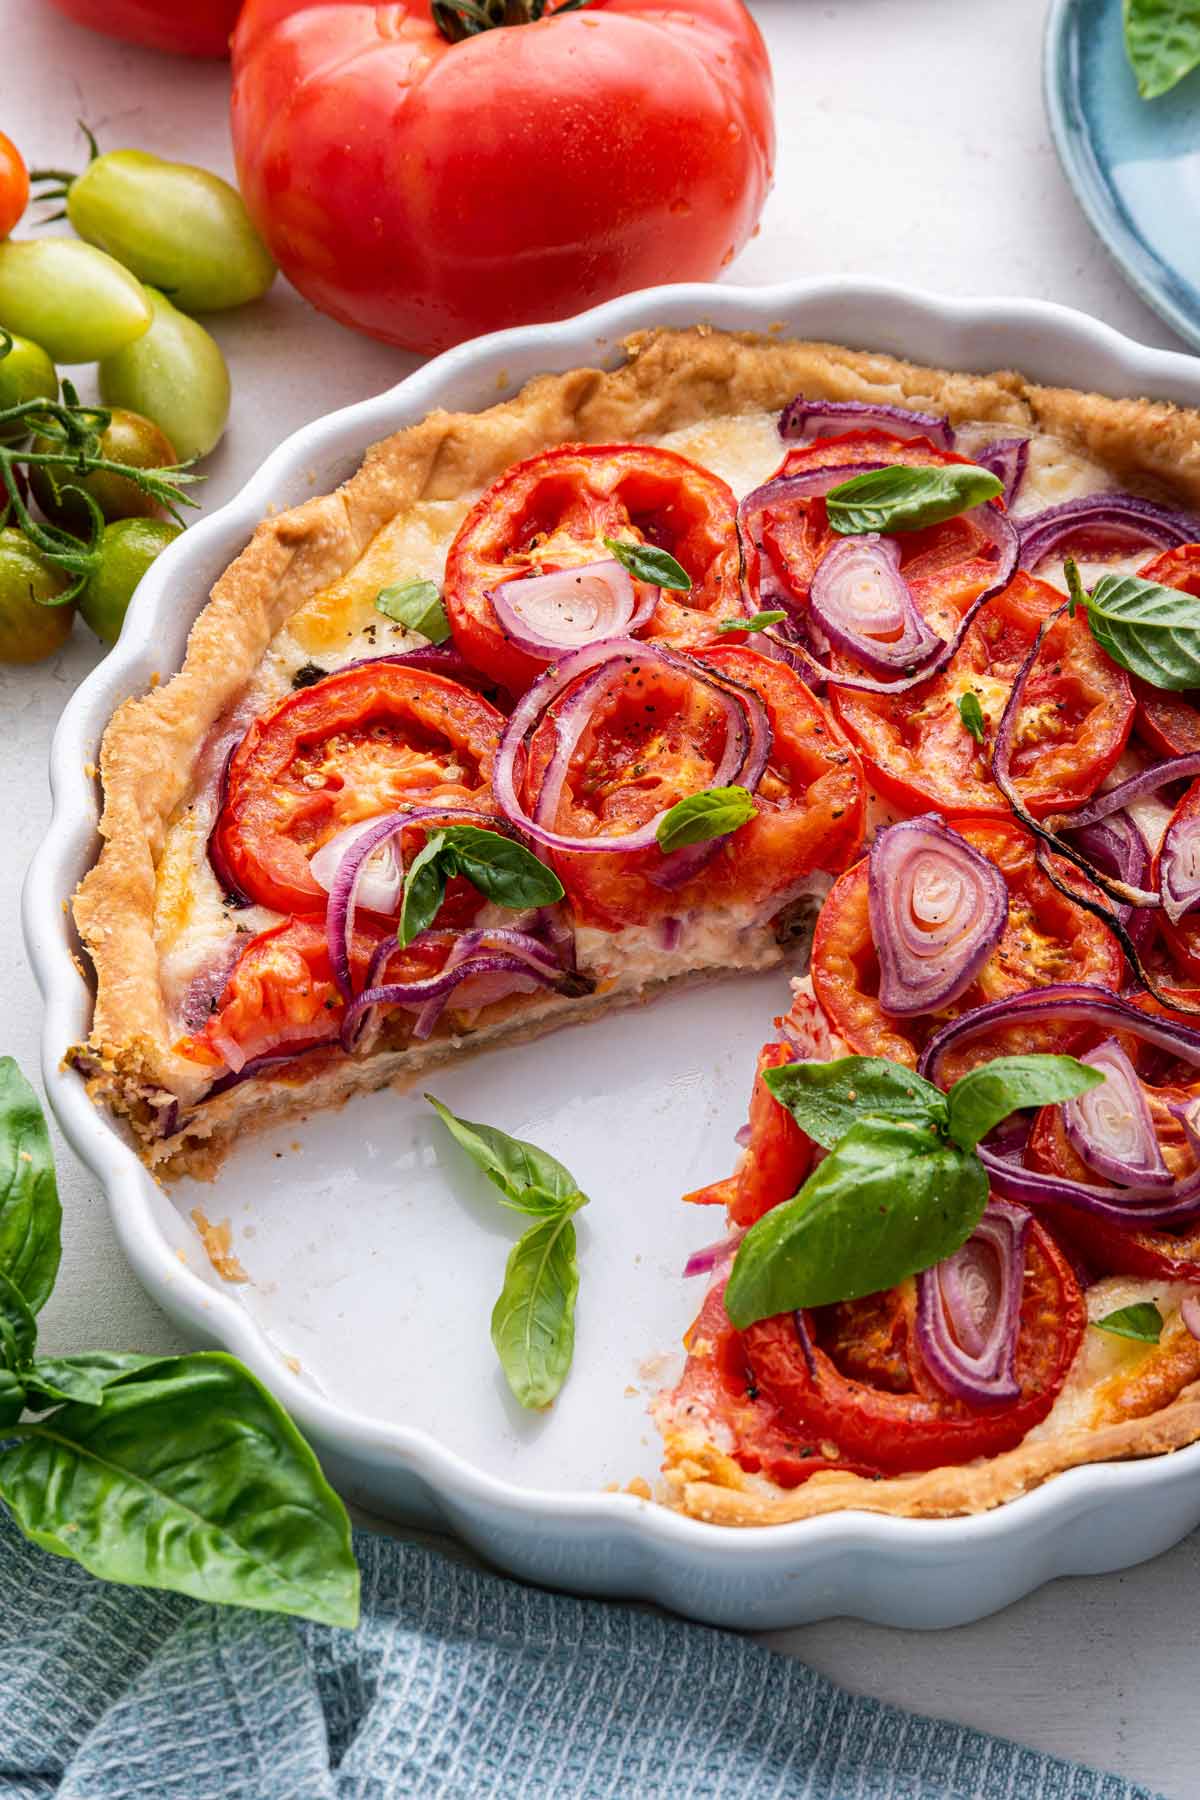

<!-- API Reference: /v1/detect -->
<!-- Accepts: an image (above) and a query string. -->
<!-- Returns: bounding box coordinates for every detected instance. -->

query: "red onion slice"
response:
[494,637,771,859]
[974,437,1029,508]
[487,559,656,660]
[1064,1038,1172,1189]
[341,936,572,1052]
[1047,750,1200,833]
[778,397,955,451]
[919,985,1200,1227]
[809,535,942,673]
[868,815,1008,1015]
[914,1201,1029,1405]
[310,818,404,916]
[682,1225,746,1279]
[1183,1295,1200,1342]
[1054,814,1152,942]
[1160,789,1200,925]
[1018,494,1200,572]
[341,644,503,694]
[738,465,1019,695]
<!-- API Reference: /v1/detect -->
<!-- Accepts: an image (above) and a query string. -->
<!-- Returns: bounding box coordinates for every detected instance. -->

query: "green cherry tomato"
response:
[98,288,230,463]
[67,151,275,314]
[79,516,181,646]
[30,408,178,532]
[0,239,151,364]
[0,527,73,662]
[0,333,57,443]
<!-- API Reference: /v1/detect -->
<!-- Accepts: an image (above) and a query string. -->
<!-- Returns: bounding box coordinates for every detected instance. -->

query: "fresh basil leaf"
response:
[825,464,1002,536]
[1124,0,1200,98]
[717,610,786,633]
[1094,1300,1163,1343]
[724,1118,987,1327]
[1085,571,1200,691]
[0,1369,24,1431]
[0,1058,62,1315]
[656,786,756,855]
[957,691,985,744]
[491,1203,584,1408]
[441,826,564,911]
[946,1054,1103,1152]
[0,1353,359,1627]
[762,1056,947,1151]
[0,1269,37,1370]
[375,578,451,644]
[602,537,692,592]
[426,1095,585,1215]
[23,1352,161,1411]
[398,831,447,948]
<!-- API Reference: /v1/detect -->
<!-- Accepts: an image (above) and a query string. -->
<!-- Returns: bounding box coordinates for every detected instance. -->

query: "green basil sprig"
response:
[375,577,451,643]
[602,536,692,592]
[1094,1301,1163,1343]
[724,1052,1102,1328]
[717,610,786,634]
[825,464,1002,537]
[1124,0,1200,98]
[0,1058,358,1627]
[957,690,986,744]
[427,1097,588,1408]
[399,825,564,947]
[656,786,756,855]
[1080,569,1200,691]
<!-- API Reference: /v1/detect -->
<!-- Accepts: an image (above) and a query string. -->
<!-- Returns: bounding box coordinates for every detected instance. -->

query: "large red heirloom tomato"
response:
[230,0,775,353]
[44,0,242,56]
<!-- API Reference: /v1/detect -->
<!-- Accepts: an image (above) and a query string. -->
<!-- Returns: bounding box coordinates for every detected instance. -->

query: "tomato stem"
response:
[432,0,590,41]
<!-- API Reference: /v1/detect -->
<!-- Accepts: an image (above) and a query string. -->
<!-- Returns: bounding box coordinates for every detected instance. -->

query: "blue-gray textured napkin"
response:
[0,1509,1159,1800]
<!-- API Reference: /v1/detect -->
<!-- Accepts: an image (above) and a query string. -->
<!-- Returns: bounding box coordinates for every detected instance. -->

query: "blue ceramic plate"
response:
[1045,0,1200,349]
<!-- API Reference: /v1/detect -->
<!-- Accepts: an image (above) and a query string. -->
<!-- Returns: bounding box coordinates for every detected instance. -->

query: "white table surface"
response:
[6,1,1196,1791]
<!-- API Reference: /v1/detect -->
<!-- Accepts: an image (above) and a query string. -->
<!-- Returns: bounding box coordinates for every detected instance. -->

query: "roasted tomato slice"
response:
[810,815,1125,1073]
[684,1039,814,1227]
[752,431,1007,638]
[1027,1088,1200,1283]
[212,665,504,915]
[1131,546,1200,756]
[522,644,865,930]
[830,570,1135,819]
[742,1217,1084,1474]
[666,1279,878,1488]
[443,444,742,693]
[1152,779,1200,982]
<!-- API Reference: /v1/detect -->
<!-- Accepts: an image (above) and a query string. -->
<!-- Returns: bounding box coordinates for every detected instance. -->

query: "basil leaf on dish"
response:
[656,786,756,854]
[375,577,451,643]
[717,610,786,633]
[0,1369,24,1431]
[0,1353,360,1628]
[0,1057,61,1315]
[724,1118,988,1328]
[0,1269,37,1370]
[491,1202,585,1409]
[762,1056,947,1151]
[1124,0,1200,98]
[602,536,692,592]
[1093,1301,1163,1343]
[946,1054,1104,1152]
[1084,570,1200,691]
[398,831,448,948]
[825,464,1002,536]
[957,690,986,744]
[426,1096,585,1215]
[22,1352,161,1411]
[440,826,564,912]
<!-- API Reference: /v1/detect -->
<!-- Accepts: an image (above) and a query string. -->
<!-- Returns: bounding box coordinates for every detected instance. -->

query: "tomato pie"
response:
[71,325,1200,1520]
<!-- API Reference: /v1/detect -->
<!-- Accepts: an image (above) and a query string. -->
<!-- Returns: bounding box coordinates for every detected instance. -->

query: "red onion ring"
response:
[1018,494,1200,572]
[493,637,771,861]
[738,465,1019,695]
[919,985,1200,1227]
[1047,751,1200,834]
[1160,787,1200,926]
[487,559,656,661]
[341,644,503,694]
[341,931,577,1052]
[974,437,1029,508]
[868,815,1009,1015]
[1050,814,1154,947]
[1064,1037,1172,1189]
[914,1201,1029,1405]
[682,1225,746,1280]
[809,534,942,673]
[778,397,955,450]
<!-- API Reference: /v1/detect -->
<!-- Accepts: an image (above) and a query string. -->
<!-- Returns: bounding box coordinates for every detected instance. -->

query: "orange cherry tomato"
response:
[0,133,28,239]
